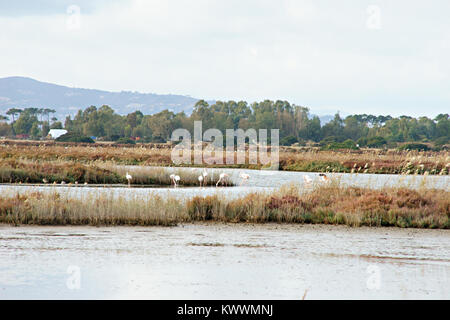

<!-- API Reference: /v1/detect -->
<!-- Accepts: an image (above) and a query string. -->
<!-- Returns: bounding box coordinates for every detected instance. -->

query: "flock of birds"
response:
[41,170,329,188]
[125,169,325,188]
[165,169,249,188]
[122,169,250,188]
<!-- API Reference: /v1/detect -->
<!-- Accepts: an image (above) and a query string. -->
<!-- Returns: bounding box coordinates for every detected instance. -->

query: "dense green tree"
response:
[6,102,448,148]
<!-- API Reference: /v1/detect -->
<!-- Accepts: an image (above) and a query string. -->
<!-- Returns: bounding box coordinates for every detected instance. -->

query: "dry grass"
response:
[1,184,448,228]
[1,142,448,175]
[0,158,231,186]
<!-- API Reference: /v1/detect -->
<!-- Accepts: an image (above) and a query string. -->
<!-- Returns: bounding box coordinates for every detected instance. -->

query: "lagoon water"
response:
[0,224,449,299]
[0,167,448,201]
[0,167,449,299]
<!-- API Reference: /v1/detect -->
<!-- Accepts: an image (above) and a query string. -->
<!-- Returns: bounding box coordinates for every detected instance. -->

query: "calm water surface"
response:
[0,167,448,201]
[0,167,448,299]
[0,224,448,299]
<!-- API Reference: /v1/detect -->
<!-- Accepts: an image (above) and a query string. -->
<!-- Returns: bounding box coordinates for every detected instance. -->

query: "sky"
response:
[0,0,449,117]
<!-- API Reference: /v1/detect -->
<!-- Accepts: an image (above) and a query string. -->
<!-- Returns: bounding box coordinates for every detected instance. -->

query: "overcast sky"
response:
[1,0,449,117]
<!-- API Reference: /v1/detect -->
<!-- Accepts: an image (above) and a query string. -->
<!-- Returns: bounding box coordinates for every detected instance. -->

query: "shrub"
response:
[280,135,298,146]
[322,139,358,150]
[398,143,430,151]
[434,136,449,149]
[56,133,94,143]
[366,136,387,148]
[115,137,136,145]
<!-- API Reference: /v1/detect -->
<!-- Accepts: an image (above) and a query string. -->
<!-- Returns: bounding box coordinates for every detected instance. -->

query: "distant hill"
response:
[0,76,342,124]
[0,77,204,120]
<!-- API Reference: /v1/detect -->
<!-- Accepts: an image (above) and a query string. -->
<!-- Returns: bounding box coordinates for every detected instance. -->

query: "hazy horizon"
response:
[1,0,449,118]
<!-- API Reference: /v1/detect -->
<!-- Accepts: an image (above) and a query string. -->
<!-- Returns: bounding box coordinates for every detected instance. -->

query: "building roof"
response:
[48,129,68,139]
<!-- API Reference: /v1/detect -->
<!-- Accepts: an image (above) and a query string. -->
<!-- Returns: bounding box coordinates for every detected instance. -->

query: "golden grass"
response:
[0,158,230,186]
[1,184,448,228]
[1,142,448,175]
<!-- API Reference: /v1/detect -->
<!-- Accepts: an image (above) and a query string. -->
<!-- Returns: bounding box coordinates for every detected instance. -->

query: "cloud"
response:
[0,0,449,117]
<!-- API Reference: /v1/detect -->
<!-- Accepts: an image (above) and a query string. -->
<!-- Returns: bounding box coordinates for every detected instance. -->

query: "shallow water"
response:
[0,224,448,299]
[0,166,448,201]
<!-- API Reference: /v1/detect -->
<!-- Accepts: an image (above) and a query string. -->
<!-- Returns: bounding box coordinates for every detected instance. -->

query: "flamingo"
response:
[239,172,250,186]
[174,175,180,188]
[202,169,208,186]
[170,174,180,188]
[303,175,312,186]
[216,173,229,187]
[126,172,132,187]
[198,175,204,187]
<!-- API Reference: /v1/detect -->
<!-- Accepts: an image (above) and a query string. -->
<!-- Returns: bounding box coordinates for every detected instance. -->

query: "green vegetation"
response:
[0,159,231,186]
[1,102,448,150]
[321,139,358,150]
[398,143,431,151]
[55,132,94,143]
[115,137,136,145]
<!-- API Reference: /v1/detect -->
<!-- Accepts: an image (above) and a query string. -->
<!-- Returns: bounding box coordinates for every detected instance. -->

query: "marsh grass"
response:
[1,143,448,175]
[0,158,233,186]
[1,183,448,228]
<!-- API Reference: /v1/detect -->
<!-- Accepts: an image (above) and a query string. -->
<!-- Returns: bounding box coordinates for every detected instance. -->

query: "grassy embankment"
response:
[0,183,448,229]
[0,158,226,186]
[0,142,448,182]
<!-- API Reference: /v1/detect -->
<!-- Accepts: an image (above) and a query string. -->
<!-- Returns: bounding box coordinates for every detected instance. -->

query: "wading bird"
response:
[303,175,312,186]
[126,172,132,187]
[42,178,48,184]
[170,174,180,188]
[239,172,250,186]
[202,169,208,186]
[216,173,229,187]
[198,175,204,187]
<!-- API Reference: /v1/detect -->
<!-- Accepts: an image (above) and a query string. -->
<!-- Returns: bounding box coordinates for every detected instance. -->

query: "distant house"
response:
[48,129,68,139]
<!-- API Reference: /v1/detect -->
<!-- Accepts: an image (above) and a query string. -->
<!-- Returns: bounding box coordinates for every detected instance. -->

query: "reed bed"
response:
[1,143,448,175]
[1,184,448,228]
[0,158,229,186]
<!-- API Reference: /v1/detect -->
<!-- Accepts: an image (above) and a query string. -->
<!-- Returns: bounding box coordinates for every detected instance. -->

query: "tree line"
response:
[1,100,449,148]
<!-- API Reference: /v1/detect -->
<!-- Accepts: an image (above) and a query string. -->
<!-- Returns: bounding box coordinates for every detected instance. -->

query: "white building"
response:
[48,129,68,139]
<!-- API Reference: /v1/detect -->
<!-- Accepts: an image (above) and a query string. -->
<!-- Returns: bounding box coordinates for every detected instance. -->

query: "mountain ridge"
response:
[0,76,203,120]
[0,76,338,125]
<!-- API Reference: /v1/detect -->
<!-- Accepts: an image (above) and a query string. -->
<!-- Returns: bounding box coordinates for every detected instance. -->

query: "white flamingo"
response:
[174,175,180,188]
[303,175,312,186]
[170,174,180,188]
[202,169,208,186]
[239,172,250,186]
[216,173,229,187]
[126,172,132,187]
